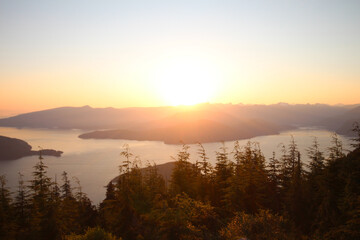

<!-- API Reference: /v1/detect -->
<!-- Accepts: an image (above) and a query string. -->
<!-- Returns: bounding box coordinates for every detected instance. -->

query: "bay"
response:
[0,127,351,204]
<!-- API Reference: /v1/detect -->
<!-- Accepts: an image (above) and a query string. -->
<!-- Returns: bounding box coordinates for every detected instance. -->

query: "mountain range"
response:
[0,103,359,144]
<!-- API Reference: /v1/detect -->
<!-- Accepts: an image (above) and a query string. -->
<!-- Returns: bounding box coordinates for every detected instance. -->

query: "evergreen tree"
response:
[278,143,291,193]
[229,141,268,213]
[314,145,360,238]
[51,175,61,202]
[220,209,291,240]
[149,193,219,240]
[267,152,281,211]
[119,143,133,176]
[277,137,309,234]
[57,173,81,237]
[105,182,116,201]
[306,137,326,233]
[327,133,345,162]
[351,121,360,150]
[169,144,197,198]
[65,226,121,240]
[73,177,97,232]
[213,143,233,212]
[307,137,325,174]
[3,127,360,239]
[102,145,143,239]
[197,143,212,176]
[13,172,31,239]
[288,152,307,233]
[143,162,166,203]
[268,152,280,185]
[196,143,213,202]
[61,171,73,200]
[28,155,57,239]
[0,175,13,239]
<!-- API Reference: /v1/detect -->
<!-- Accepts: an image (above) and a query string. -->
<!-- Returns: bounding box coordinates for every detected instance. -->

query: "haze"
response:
[1,0,360,116]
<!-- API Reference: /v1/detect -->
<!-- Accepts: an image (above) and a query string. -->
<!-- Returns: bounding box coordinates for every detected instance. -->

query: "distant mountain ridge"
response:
[321,106,360,135]
[0,103,359,144]
[0,105,174,130]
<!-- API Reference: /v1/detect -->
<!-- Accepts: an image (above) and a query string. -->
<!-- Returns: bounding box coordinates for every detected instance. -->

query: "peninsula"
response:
[0,135,63,160]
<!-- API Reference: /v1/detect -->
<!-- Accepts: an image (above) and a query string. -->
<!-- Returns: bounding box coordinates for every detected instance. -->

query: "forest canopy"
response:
[1,124,360,240]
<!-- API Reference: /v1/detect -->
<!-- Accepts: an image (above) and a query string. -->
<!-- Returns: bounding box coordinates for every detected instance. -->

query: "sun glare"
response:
[153,56,220,106]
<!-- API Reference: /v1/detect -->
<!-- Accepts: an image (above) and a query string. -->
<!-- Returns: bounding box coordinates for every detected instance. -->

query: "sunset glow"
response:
[0,1,359,114]
[0,1,360,238]
[153,56,220,106]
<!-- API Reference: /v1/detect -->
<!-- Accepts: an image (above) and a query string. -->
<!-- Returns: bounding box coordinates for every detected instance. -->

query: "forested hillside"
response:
[1,124,360,239]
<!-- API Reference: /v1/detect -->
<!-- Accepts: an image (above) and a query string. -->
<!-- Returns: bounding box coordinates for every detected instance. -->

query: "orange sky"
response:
[1,1,360,116]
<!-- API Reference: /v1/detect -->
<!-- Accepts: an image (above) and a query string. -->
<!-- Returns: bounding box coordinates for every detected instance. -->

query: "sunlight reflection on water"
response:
[0,127,351,204]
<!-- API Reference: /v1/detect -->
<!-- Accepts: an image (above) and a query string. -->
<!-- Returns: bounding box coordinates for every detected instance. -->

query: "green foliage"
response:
[351,122,360,150]
[66,227,121,240]
[169,144,199,198]
[229,141,268,213]
[327,133,345,162]
[13,172,31,239]
[0,175,14,239]
[220,209,291,240]
[2,132,360,239]
[213,143,233,210]
[149,193,219,240]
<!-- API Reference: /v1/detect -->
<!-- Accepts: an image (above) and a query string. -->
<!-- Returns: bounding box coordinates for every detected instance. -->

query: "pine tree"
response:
[288,136,298,173]
[143,162,166,202]
[169,144,197,198]
[267,152,281,211]
[52,175,61,202]
[103,145,142,239]
[307,137,325,174]
[197,143,212,176]
[29,157,52,201]
[279,137,299,192]
[61,171,73,200]
[289,152,307,232]
[28,155,57,239]
[213,143,233,211]
[220,209,291,240]
[57,173,80,237]
[327,133,345,162]
[13,172,31,239]
[119,143,133,176]
[278,143,291,192]
[228,140,245,212]
[230,141,268,213]
[351,122,360,150]
[72,177,97,234]
[268,152,280,184]
[196,143,213,202]
[0,175,13,239]
[306,137,326,233]
[105,181,116,201]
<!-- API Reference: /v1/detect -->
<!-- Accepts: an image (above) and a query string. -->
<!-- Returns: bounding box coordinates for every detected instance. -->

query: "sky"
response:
[0,0,360,115]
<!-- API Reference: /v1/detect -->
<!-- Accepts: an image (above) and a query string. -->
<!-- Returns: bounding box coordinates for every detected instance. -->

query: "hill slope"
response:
[0,135,63,160]
[1,103,358,144]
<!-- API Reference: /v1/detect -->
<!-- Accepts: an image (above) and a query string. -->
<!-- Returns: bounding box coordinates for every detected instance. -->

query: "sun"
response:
[153,56,220,106]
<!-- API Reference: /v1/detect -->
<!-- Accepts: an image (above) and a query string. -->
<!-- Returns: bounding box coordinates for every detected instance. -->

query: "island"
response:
[78,117,291,144]
[0,135,63,160]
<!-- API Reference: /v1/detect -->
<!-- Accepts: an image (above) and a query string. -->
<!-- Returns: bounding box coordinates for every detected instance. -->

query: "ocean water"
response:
[0,127,351,204]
